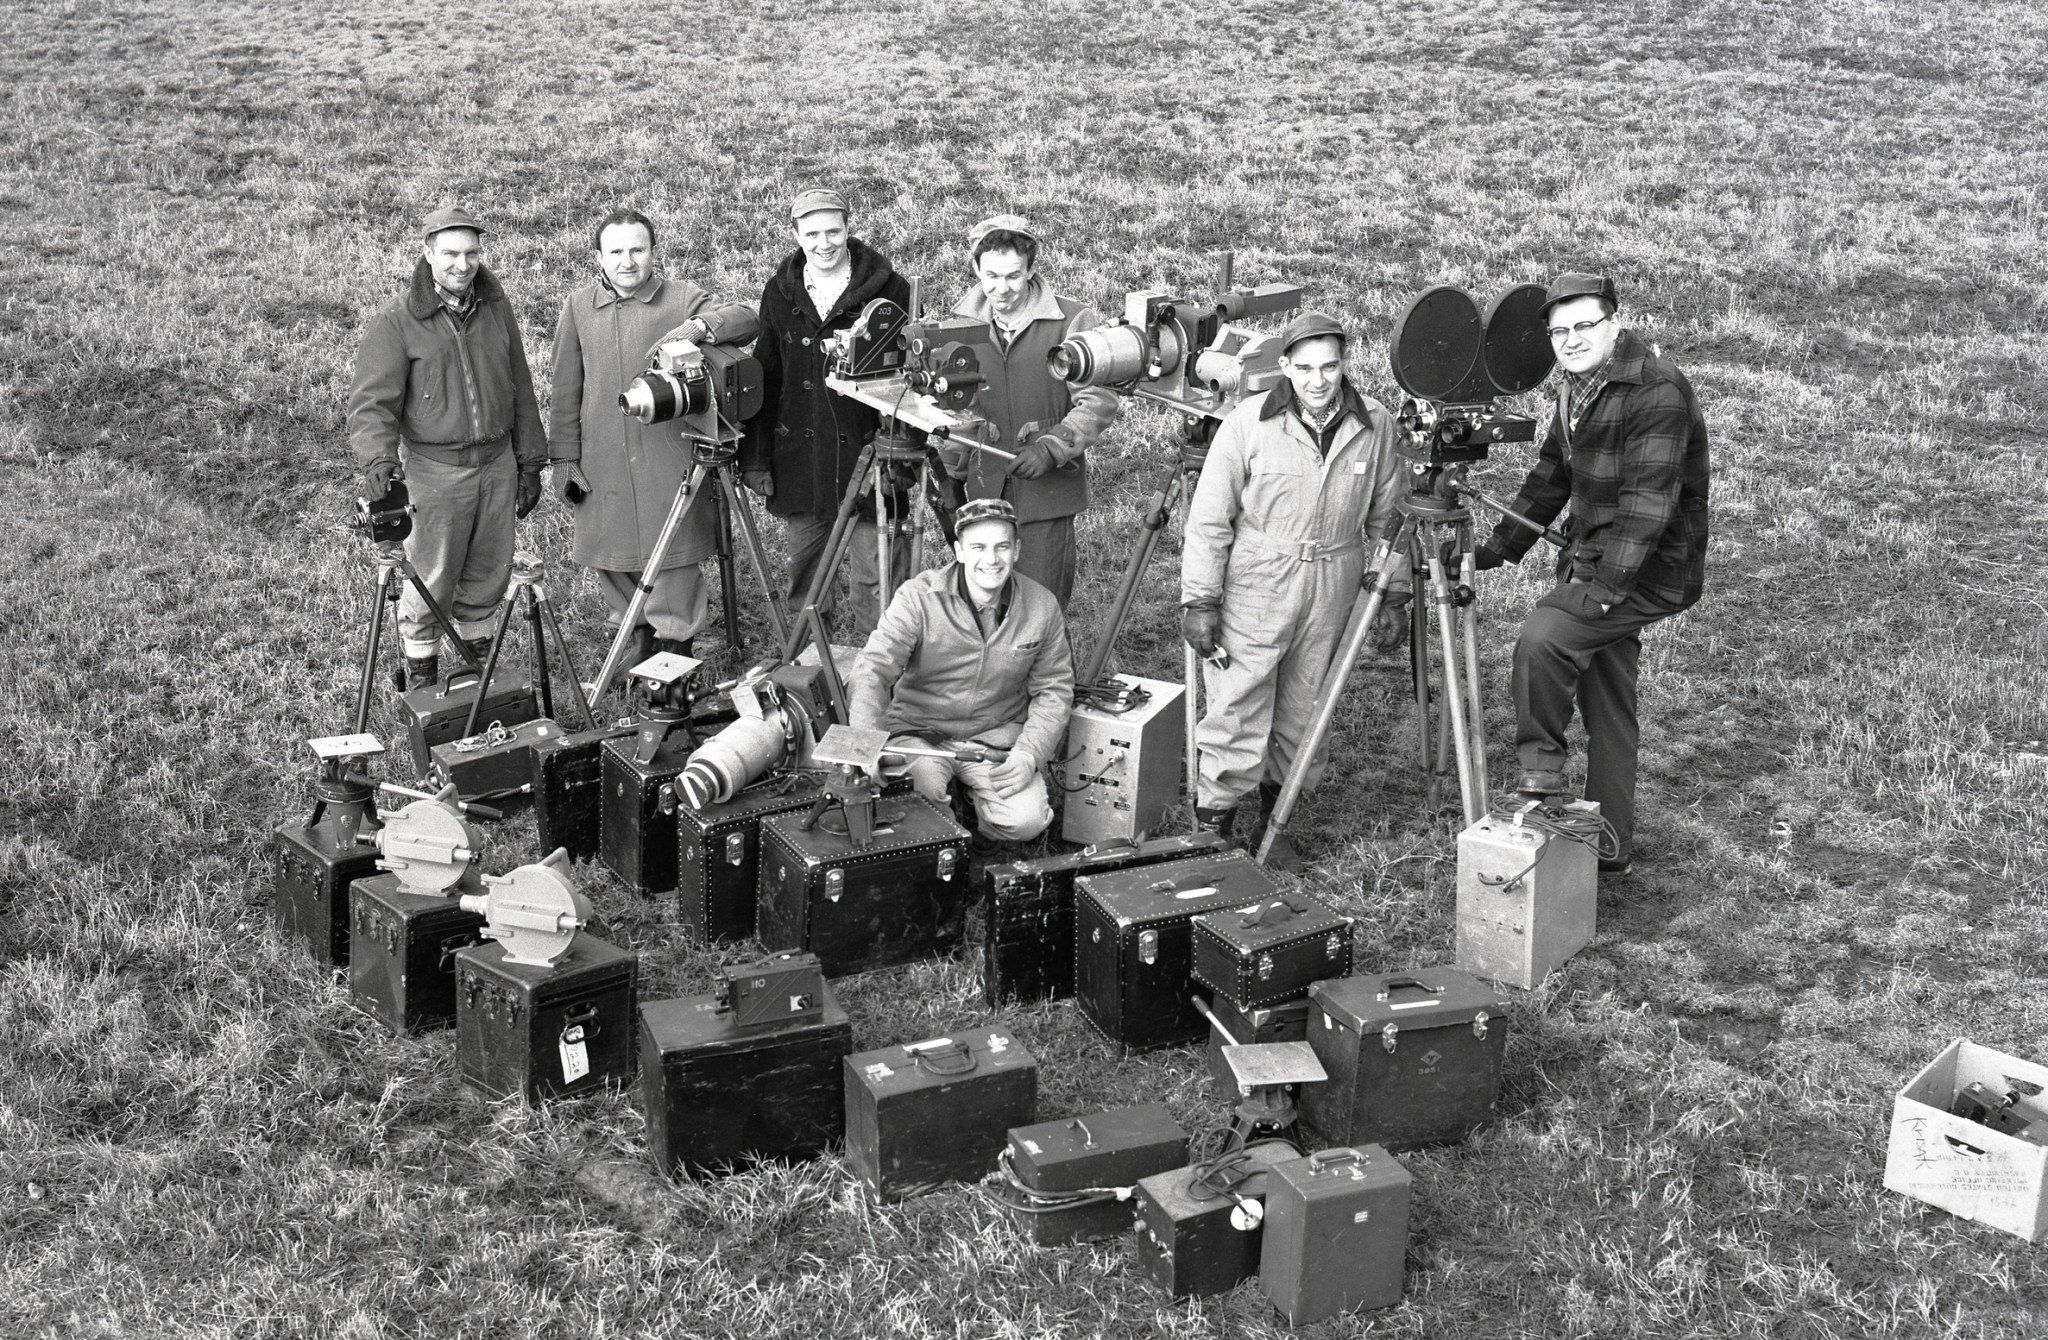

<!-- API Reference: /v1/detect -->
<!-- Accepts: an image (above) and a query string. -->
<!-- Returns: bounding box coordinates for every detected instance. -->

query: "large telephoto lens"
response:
[1047,324,1150,387]
[677,713,789,809]
[618,366,708,425]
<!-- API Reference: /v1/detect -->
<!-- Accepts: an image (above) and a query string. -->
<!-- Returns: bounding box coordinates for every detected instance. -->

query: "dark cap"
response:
[953,497,1019,535]
[1540,272,1619,316]
[421,206,486,242]
[789,186,850,222]
[1277,310,1347,356]
[968,213,1037,251]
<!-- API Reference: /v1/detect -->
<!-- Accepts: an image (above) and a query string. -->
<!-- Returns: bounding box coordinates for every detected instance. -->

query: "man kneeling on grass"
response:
[849,498,1074,852]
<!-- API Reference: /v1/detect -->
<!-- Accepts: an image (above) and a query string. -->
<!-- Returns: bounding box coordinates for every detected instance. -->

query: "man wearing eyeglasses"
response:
[1472,274,1710,877]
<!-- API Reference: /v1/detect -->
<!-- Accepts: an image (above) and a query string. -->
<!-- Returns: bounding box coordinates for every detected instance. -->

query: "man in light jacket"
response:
[347,205,547,688]
[850,498,1074,845]
[547,207,759,660]
[1180,312,1405,870]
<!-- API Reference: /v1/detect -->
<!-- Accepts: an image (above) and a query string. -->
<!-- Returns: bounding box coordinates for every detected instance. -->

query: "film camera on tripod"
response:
[1255,283,1567,865]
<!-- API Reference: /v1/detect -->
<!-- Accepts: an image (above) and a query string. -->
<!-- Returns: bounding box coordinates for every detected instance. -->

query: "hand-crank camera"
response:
[1388,283,1556,469]
[619,338,764,443]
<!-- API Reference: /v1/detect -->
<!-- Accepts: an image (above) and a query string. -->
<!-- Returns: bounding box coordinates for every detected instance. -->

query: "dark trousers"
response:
[1510,590,1679,862]
[782,511,915,644]
[1014,515,1076,607]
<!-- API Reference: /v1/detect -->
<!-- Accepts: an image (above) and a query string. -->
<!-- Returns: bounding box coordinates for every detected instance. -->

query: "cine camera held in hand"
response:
[1047,254,1302,422]
[1387,282,1555,475]
[619,338,765,445]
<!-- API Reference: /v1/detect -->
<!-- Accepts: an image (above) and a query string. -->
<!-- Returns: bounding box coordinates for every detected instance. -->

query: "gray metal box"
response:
[1060,674,1185,845]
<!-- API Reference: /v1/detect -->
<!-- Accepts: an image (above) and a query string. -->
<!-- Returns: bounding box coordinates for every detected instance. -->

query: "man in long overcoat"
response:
[548,208,758,658]
[739,186,915,642]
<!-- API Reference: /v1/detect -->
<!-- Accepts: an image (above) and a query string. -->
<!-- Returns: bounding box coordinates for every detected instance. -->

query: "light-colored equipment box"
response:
[1454,800,1599,989]
[1884,1039,2048,1242]
[1060,674,1185,845]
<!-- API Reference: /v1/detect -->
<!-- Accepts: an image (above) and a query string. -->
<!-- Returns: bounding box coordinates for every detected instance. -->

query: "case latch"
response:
[1472,1010,1490,1040]
[1381,1021,1399,1053]
[724,832,746,866]
[1139,928,1159,965]
[1256,953,1273,980]
[825,868,845,902]
[937,847,958,882]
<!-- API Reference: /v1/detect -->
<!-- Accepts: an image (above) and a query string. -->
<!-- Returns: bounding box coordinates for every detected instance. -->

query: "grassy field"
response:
[4,0,2048,1335]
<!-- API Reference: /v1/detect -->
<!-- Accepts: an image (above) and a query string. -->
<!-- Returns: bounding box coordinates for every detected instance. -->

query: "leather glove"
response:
[362,459,399,499]
[1007,438,1060,480]
[935,440,972,479]
[742,469,775,497]
[516,469,544,519]
[1536,582,1610,620]
[1472,543,1507,572]
[1180,602,1221,657]
[1370,590,1412,653]
[986,749,1037,799]
[552,461,591,505]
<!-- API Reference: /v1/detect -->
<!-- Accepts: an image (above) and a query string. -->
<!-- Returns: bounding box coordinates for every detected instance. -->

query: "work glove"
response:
[516,469,545,519]
[362,459,399,499]
[1471,543,1507,572]
[986,748,1038,799]
[1370,590,1412,653]
[742,469,775,497]
[934,439,972,479]
[552,461,591,505]
[1008,440,1060,480]
[1535,582,1610,620]
[1180,601,1221,658]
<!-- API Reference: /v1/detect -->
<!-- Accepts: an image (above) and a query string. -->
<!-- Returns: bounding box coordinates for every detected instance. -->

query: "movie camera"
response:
[672,661,842,810]
[823,295,997,418]
[1047,254,1302,421]
[1387,283,1555,474]
[619,338,765,444]
[351,475,414,545]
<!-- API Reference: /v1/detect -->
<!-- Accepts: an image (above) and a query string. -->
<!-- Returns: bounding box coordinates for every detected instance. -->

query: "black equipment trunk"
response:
[1131,1140,1300,1299]
[1073,851,1276,1054]
[757,795,968,977]
[429,716,560,801]
[980,833,1229,1008]
[1000,1103,1188,1245]
[272,816,381,967]
[1258,1145,1412,1324]
[347,873,485,1033]
[400,671,541,777]
[455,935,639,1103]
[1190,892,1353,1013]
[599,729,696,896]
[844,1026,1037,1202]
[1301,968,1510,1151]
[675,777,824,944]
[531,721,637,863]
[639,984,851,1177]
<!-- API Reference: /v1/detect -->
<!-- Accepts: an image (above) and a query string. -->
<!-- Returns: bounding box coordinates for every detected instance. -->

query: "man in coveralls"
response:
[1179,311,1406,870]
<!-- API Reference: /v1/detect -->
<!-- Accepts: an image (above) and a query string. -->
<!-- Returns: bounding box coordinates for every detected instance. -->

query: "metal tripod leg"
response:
[522,583,552,722]
[1422,537,1484,827]
[592,460,714,697]
[355,549,476,734]
[1255,517,1417,866]
[531,579,595,729]
[713,485,742,649]
[1184,640,1201,809]
[1082,462,1191,685]
[460,588,522,739]
[713,463,791,650]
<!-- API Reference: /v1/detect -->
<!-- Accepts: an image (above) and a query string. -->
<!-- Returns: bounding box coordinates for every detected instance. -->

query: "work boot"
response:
[654,636,695,659]
[1514,769,1570,798]
[403,654,439,691]
[462,636,493,667]
[1239,781,1284,852]
[1261,827,1309,874]
[1193,805,1240,849]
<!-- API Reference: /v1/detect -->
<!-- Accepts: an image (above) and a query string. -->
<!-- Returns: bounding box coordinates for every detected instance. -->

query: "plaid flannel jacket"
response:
[1487,329,1710,610]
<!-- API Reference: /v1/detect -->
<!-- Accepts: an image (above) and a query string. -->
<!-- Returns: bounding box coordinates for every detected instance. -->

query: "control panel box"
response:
[1060,674,1185,845]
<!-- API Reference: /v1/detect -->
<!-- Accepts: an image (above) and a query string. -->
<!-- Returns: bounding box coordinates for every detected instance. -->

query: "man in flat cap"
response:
[850,497,1074,848]
[348,205,547,687]
[548,207,759,662]
[740,186,916,641]
[938,214,1120,605]
[1474,273,1710,875]
[1180,311,1405,869]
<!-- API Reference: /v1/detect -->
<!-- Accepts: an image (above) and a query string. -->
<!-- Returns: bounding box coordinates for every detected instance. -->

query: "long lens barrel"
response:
[619,368,703,426]
[1047,324,1150,387]
[677,713,789,809]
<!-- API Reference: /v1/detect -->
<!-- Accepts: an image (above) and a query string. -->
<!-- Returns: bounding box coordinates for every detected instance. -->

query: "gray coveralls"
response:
[1181,381,1402,809]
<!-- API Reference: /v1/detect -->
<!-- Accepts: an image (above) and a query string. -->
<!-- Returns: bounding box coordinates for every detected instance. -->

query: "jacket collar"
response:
[593,273,666,311]
[406,256,504,321]
[772,237,894,323]
[1601,327,1654,386]
[952,275,1063,329]
[1259,375,1372,428]
[948,562,1014,630]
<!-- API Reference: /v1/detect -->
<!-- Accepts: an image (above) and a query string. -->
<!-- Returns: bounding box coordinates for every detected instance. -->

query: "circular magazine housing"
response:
[1389,285,1484,401]
[1481,282,1557,396]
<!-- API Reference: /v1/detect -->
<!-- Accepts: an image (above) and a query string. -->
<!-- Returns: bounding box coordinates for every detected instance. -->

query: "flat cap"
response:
[1277,310,1347,355]
[953,497,1018,534]
[421,206,485,241]
[789,186,849,221]
[1539,272,1619,316]
[968,213,1037,251]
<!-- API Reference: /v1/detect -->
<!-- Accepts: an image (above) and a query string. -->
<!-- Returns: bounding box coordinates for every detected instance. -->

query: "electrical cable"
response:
[985,1147,1133,1215]
[1478,798,1621,885]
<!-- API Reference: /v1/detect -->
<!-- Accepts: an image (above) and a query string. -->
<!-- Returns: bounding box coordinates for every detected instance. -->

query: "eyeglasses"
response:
[1546,313,1615,342]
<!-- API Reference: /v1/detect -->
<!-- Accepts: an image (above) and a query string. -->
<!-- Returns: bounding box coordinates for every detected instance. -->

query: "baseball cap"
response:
[953,497,1019,535]
[789,186,850,222]
[421,206,486,242]
[968,213,1037,251]
[1277,310,1347,356]
[1539,273,1619,316]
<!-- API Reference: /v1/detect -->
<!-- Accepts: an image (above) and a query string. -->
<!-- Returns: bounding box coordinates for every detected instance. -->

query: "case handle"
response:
[561,1001,602,1040]
[1308,1147,1369,1176]
[1079,838,1136,859]
[1239,892,1312,929]
[1377,976,1445,1008]
[905,1037,978,1076]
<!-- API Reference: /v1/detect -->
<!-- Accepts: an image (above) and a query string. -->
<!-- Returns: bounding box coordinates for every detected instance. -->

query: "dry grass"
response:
[4,0,2048,1336]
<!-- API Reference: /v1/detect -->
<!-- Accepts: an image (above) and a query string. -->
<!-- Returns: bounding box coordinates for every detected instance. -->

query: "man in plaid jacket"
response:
[1475,273,1710,875]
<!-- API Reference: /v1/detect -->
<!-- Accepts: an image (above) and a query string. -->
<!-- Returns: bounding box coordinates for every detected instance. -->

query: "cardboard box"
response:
[1883,1039,2048,1241]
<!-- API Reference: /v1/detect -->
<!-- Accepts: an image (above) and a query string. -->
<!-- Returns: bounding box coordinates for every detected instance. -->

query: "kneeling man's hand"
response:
[987,749,1037,798]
